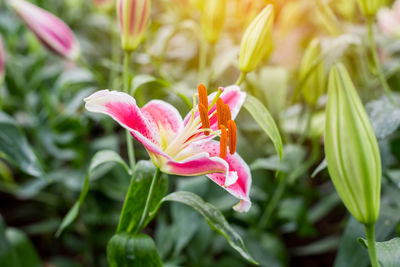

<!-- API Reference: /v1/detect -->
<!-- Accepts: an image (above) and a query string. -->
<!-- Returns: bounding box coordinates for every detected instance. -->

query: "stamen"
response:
[224,104,231,123]
[208,87,224,111]
[216,98,225,129]
[199,103,210,136]
[219,125,227,159]
[227,120,237,154]
[198,84,208,109]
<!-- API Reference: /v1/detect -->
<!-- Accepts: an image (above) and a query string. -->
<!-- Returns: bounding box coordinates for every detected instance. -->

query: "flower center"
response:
[164,84,237,159]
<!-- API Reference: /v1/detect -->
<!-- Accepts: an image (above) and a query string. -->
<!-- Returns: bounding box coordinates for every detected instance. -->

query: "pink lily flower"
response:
[0,37,4,84]
[9,0,80,61]
[117,0,151,51]
[84,85,252,212]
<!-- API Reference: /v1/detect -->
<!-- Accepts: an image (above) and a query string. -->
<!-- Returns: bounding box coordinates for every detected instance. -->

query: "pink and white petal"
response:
[198,140,252,212]
[141,100,184,146]
[84,90,165,156]
[161,152,229,178]
[183,85,246,132]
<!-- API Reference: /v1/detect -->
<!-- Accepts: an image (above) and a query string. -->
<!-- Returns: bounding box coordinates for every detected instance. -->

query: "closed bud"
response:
[357,0,386,17]
[239,4,274,73]
[0,37,4,85]
[325,63,381,225]
[117,0,151,51]
[299,38,326,106]
[9,0,80,61]
[201,0,226,44]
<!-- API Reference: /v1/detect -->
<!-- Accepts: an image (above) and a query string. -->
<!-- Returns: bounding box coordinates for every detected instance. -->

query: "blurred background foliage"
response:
[1,0,400,266]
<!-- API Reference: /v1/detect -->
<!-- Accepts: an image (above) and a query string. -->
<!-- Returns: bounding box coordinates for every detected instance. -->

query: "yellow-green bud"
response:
[299,38,326,106]
[239,4,274,73]
[357,0,385,17]
[201,0,226,44]
[325,63,381,225]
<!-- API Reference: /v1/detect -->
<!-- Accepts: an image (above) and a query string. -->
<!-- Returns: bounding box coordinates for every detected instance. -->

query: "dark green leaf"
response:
[157,191,258,265]
[359,238,400,267]
[117,161,168,233]
[56,150,130,236]
[244,95,283,160]
[0,216,41,267]
[107,233,162,267]
[0,112,44,178]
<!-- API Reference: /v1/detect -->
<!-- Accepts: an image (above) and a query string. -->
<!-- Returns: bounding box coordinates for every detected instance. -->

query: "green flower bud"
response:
[325,63,381,225]
[299,38,326,107]
[357,0,385,17]
[239,4,274,73]
[201,0,226,44]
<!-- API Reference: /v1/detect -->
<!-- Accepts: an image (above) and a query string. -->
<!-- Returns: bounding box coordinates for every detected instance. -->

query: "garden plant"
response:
[1,0,400,266]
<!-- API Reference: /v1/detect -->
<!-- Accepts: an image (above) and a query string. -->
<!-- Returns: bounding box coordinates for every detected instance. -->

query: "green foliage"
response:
[0,112,44,178]
[359,238,400,267]
[107,233,162,267]
[56,150,130,237]
[117,161,168,234]
[155,191,257,265]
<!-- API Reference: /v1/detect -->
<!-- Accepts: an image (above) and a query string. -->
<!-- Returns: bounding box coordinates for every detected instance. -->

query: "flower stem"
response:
[367,18,396,105]
[109,20,120,90]
[136,168,161,232]
[365,223,379,267]
[235,72,246,86]
[123,51,135,170]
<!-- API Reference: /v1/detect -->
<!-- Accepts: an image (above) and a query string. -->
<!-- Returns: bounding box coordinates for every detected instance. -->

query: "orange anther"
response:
[224,104,231,123]
[219,125,227,159]
[198,84,208,109]
[199,103,210,136]
[216,98,225,129]
[227,120,237,154]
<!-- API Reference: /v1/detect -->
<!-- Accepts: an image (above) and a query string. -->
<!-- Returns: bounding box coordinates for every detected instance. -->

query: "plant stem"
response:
[123,51,135,170]
[235,72,246,86]
[109,20,120,90]
[367,18,396,105]
[365,223,379,267]
[136,168,161,232]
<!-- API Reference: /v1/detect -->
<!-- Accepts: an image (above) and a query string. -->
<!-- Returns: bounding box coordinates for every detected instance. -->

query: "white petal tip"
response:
[233,199,251,212]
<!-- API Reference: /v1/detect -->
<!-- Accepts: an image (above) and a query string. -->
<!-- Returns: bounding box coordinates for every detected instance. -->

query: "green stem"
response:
[367,18,396,105]
[258,173,287,229]
[136,168,161,233]
[365,223,379,267]
[123,52,131,93]
[123,51,135,170]
[235,72,247,86]
[109,20,121,90]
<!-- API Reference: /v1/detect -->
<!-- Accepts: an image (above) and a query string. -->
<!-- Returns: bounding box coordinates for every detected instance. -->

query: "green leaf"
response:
[107,233,162,267]
[131,74,167,95]
[0,112,44,178]
[243,95,283,160]
[358,238,400,267]
[56,150,130,237]
[156,191,258,265]
[0,216,41,267]
[311,158,327,178]
[117,161,168,233]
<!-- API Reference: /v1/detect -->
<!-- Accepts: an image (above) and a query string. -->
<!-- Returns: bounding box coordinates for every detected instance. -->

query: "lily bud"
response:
[299,38,326,106]
[9,0,80,61]
[325,63,381,225]
[239,4,274,73]
[0,37,4,85]
[357,0,385,17]
[117,0,151,51]
[201,0,226,44]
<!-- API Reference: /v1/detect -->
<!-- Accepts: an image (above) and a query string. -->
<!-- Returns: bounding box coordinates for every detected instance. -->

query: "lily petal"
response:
[187,140,252,212]
[141,100,183,148]
[84,90,168,158]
